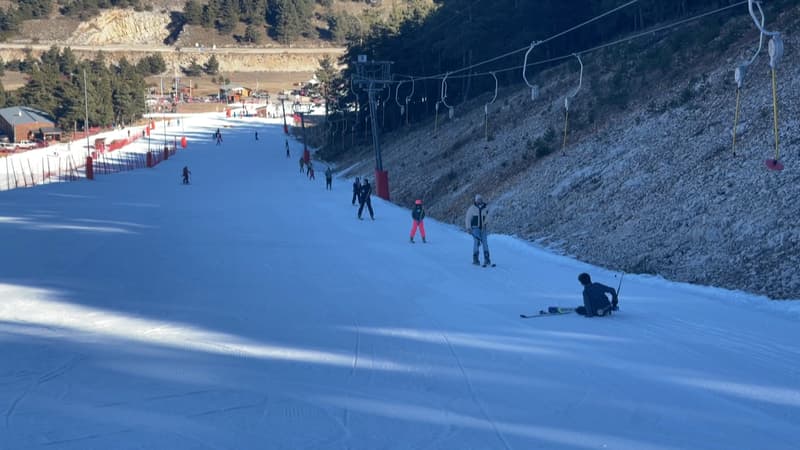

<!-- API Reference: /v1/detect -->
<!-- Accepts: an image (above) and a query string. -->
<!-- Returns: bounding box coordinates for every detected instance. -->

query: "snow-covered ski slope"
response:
[1,113,798,450]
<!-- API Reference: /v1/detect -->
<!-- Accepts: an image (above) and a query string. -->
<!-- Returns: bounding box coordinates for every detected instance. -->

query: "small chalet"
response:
[0,106,62,143]
[219,84,251,103]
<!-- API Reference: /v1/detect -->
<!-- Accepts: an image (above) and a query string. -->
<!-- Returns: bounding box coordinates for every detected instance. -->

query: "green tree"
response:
[19,64,60,116]
[136,54,167,75]
[204,55,220,75]
[111,57,146,125]
[0,81,7,108]
[216,0,239,33]
[183,59,204,77]
[183,0,203,24]
[0,8,19,37]
[315,55,340,118]
[16,0,54,19]
[201,0,219,28]
[57,47,78,75]
[268,0,313,45]
[243,24,262,43]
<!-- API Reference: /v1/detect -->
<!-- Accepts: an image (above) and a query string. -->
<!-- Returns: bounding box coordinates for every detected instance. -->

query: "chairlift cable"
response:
[394,0,639,81]
[436,1,747,82]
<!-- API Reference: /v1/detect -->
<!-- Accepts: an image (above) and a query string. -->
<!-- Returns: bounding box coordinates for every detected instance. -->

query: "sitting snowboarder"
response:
[576,272,618,317]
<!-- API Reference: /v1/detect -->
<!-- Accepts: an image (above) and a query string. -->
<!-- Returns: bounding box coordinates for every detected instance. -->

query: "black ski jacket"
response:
[359,182,372,203]
[412,205,425,221]
[582,282,618,317]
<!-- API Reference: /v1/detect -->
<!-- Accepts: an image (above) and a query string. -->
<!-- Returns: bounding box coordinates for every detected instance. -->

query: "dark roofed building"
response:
[0,106,61,143]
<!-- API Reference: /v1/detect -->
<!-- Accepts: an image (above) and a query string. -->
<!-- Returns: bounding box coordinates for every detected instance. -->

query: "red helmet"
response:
[415,199,422,205]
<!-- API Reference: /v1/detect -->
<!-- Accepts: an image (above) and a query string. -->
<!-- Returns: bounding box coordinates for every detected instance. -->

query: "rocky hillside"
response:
[5,8,342,73]
[328,7,800,300]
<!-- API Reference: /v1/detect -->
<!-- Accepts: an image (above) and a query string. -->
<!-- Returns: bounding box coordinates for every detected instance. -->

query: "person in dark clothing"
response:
[255,131,259,141]
[576,273,618,317]
[357,178,374,220]
[325,167,333,190]
[181,166,191,184]
[307,161,315,180]
[351,177,361,205]
[285,140,290,158]
[410,199,426,243]
[464,195,491,265]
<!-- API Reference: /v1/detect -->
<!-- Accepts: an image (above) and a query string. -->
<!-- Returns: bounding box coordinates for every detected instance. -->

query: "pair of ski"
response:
[520,307,575,318]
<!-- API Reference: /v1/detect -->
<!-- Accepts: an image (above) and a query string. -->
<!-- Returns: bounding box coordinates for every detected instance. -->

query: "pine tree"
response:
[217,0,239,34]
[243,24,262,43]
[204,55,220,75]
[268,0,314,45]
[315,55,340,118]
[201,0,219,28]
[183,0,203,24]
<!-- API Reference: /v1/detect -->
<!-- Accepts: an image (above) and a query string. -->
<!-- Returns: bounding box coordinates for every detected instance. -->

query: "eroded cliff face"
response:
[66,10,171,45]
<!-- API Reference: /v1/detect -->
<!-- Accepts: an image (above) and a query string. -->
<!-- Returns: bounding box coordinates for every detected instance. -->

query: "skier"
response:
[357,178,374,220]
[255,131,259,141]
[307,161,315,180]
[299,157,305,174]
[351,177,361,205]
[215,130,223,146]
[465,194,491,266]
[576,273,618,317]
[325,167,333,190]
[285,140,290,158]
[181,166,191,184]
[410,199,426,243]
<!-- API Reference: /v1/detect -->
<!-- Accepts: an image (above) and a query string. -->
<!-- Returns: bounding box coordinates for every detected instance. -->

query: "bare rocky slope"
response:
[328,8,800,300]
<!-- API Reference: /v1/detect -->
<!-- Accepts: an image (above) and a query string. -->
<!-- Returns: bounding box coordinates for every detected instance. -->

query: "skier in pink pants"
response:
[410,199,427,243]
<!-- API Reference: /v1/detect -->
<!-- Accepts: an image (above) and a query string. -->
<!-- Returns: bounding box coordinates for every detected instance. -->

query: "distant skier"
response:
[325,167,333,190]
[299,157,305,174]
[357,178,374,220]
[410,199,426,243]
[576,273,618,317]
[465,194,491,266]
[255,131,259,141]
[307,161,315,180]
[215,129,223,146]
[182,166,191,184]
[351,177,361,205]
[285,140,290,158]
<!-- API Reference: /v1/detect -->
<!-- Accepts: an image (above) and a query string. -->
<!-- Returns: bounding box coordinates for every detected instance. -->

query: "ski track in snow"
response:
[439,330,512,450]
[5,354,84,429]
[2,113,799,449]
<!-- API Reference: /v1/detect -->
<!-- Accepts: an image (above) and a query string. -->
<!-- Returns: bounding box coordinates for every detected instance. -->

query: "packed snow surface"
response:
[0,113,798,449]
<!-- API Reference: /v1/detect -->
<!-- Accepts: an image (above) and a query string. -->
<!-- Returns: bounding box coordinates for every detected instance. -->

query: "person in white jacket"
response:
[465,194,491,266]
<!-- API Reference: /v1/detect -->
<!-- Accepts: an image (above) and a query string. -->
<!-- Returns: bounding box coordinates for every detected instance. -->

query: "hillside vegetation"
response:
[1,0,434,47]
[320,1,800,300]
